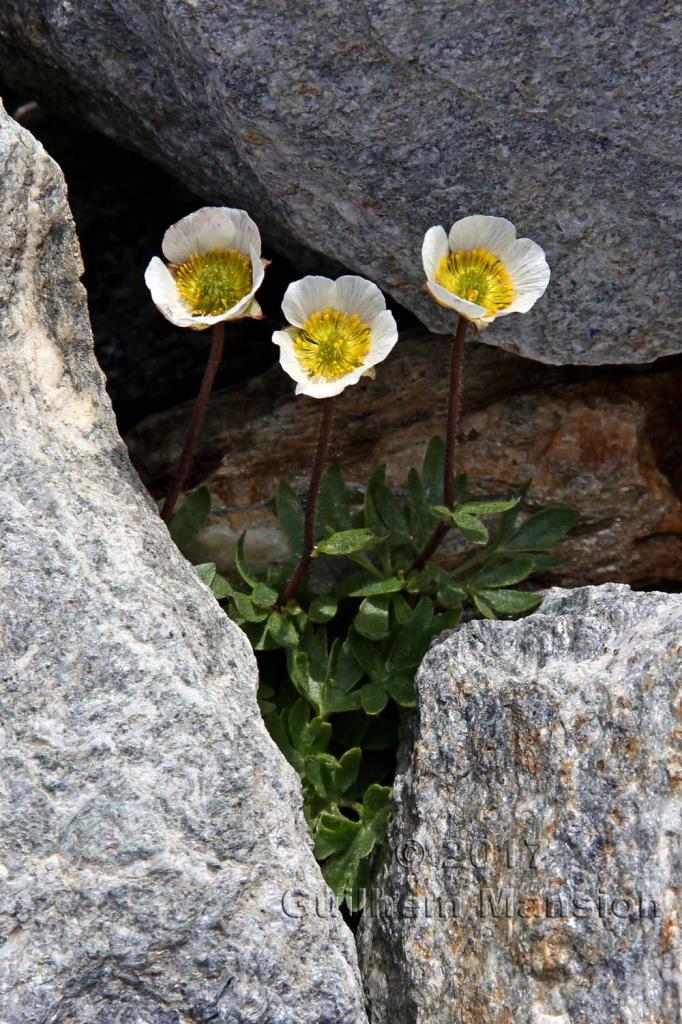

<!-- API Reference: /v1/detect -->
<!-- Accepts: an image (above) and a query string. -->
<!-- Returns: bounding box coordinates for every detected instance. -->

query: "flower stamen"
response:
[174,249,252,316]
[294,308,372,381]
[435,248,515,315]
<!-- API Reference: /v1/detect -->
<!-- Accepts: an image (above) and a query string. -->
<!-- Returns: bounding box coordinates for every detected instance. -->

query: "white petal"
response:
[272,328,293,350]
[498,237,551,314]
[144,257,201,329]
[332,275,387,323]
[274,329,307,384]
[448,215,517,258]
[295,373,363,399]
[162,207,261,263]
[426,280,488,320]
[281,276,335,327]
[251,251,266,294]
[366,309,399,366]
[422,225,449,280]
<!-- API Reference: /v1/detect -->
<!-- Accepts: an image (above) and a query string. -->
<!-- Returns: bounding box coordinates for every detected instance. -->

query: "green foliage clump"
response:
[172,438,577,909]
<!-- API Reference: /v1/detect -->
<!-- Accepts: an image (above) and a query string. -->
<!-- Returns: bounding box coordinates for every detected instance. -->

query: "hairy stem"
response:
[410,315,468,572]
[280,397,335,605]
[161,321,225,523]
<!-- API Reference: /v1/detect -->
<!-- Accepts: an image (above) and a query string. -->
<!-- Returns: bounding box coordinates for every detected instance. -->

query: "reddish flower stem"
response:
[410,314,468,572]
[161,321,225,524]
[280,396,335,606]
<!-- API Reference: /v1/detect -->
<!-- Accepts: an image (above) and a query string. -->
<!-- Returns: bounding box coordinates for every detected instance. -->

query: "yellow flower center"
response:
[174,249,252,316]
[294,308,372,381]
[435,248,515,315]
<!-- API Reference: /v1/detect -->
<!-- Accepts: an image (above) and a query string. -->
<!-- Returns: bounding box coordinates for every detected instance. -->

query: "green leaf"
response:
[317,528,380,556]
[437,582,466,608]
[305,717,333,753]
[194,562,217,587]
[422,437,445,506]
[476,588,542,615]
[328,639,363,691]
[367,467,411,541]
[452,510,489,545]
[276,481,304,555]
[391,592,414,624]
[318,464,352,533]
[529,553,567,570]
[407,467,426,515]
[210,573,233,600]
[431,504,454,521]
[457,498,520,516]
[355,596,390,641]
[306,747,362,802]
[269,701,332,776]
[314,812,359,862]
[252,582,278,609]
[320,639,364,716]
[360,682,388,715]
[432,607,462,633]
[301,622,329,679]
[235,533,259,588]
[231,591,269,623]
[265,611,300,647]
[337,747,362,792]
[348,577,404,598]
[452,472,468,501]
[317,784,392,900]
[389,597,434,671]
[308,594,338,623]
[386,674,416,707]
[168,487,211,553]
[470,555,535,588]
[473,592,497,620]
[364,466,388,537]
[405,563,440,593]
[287,649,323,713]
[505,509,579,551]
[288,698,310,748]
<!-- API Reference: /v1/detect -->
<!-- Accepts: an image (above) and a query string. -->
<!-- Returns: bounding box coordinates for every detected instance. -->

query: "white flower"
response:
[422,215,550,329]
[272,275,398,398]
[145,207,268,330]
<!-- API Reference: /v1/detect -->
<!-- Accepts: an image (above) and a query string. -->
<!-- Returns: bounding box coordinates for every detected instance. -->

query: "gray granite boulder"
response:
[359,584,682,1023]
[0,101,367,1024]
[0,0,679,365]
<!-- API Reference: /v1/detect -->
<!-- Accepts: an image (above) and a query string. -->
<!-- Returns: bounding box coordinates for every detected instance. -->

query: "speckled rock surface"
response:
[0,0,679,364]
[359,584,682,1024]
[0,102,367,1024]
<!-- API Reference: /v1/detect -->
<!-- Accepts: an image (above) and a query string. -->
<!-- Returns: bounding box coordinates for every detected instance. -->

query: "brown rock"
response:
[126,331,682,589]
